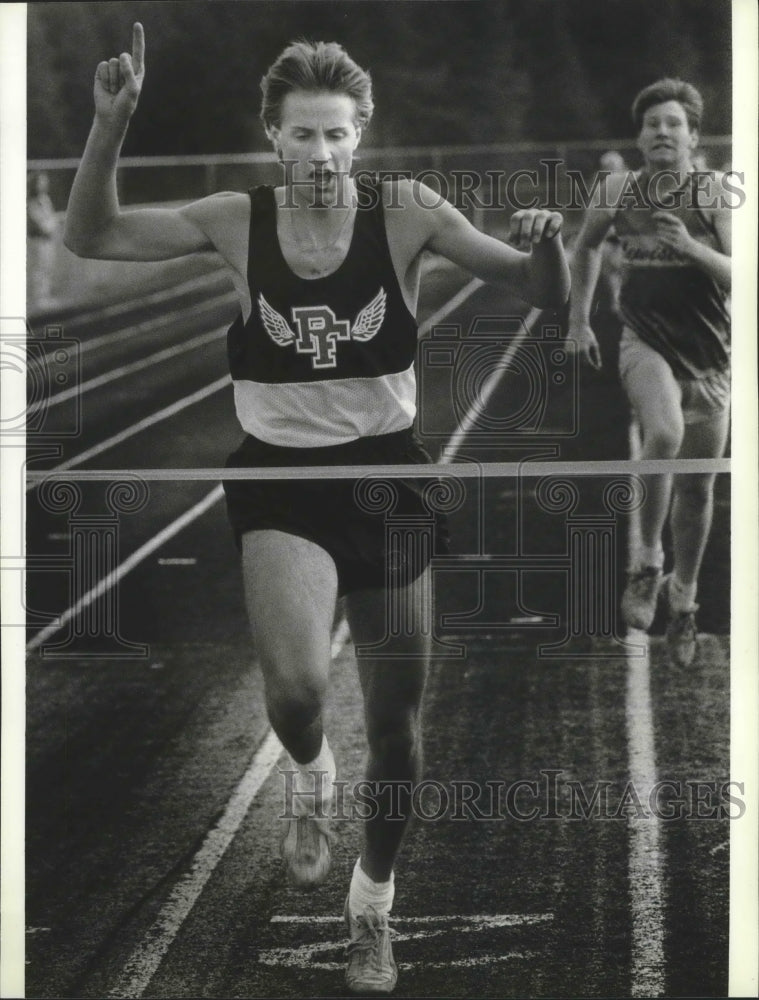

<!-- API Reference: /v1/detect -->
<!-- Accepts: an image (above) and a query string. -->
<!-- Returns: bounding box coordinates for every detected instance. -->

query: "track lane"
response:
[24,265,491,996]
[24,271,730,997]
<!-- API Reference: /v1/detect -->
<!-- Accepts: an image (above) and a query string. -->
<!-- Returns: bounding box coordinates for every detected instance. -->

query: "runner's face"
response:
[272,91,361,205]
[637,100,698,171]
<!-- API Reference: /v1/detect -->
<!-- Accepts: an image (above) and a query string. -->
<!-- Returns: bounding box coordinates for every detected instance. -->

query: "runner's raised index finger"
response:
[132,22,145,75]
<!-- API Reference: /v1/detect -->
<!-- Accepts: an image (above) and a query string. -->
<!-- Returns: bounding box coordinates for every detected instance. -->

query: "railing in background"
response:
[25,136,735,315]
[29,136,733,230]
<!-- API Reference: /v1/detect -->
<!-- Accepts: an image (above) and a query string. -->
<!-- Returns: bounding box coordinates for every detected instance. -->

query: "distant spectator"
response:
[27,171,58,309]
[596,151,628,315]
[598,149,627,174]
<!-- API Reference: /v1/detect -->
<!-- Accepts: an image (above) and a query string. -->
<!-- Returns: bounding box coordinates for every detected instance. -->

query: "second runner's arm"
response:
[566,177,623,370]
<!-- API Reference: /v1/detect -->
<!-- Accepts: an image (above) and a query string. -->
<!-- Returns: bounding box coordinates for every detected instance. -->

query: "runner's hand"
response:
[567,321,602,370]
[94,22,145,124]
[509,209,563,251]
[652,211,696,257]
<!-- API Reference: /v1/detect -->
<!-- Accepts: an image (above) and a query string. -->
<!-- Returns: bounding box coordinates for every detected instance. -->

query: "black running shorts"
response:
[222,429,450,596]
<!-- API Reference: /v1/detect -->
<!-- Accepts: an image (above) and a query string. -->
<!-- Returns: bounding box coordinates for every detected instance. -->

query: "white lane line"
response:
[52,268,229,327]
[24,269,497,641]
[625,631,666,996]
[261,913,552,969]
[106,616,351,1000]
[259,953,538,972]
[261,937,533,963]
[625,419,665,997]
[107,726,284,1000]
[27,524,348,654]
[412,953,536,970]
[25,375,231,491]
[418,277,483,336]
[26,486,225,653]
[441,305,541,464]
[49,289,235,358]
[439,246,577,464]
[44,326,227,407]
[271,913,553,926]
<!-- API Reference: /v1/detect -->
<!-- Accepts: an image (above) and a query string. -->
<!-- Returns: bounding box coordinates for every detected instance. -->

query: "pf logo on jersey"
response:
[258,288,387,369]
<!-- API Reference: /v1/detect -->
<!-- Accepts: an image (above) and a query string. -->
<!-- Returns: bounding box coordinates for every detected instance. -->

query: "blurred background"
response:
[28,0,732,156]
[26,0,733,313]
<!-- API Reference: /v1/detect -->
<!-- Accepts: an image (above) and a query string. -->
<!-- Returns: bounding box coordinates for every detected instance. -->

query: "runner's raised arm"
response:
[64,23,217,261]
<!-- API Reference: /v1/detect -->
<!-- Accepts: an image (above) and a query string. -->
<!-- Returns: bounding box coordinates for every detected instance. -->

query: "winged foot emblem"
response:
[258,288,387,369]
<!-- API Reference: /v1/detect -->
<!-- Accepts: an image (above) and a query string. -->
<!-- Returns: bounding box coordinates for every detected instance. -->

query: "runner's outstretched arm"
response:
[505,207,571,308]
[412,184,570,308]
[565,174,625,370]
[567,221,609,370]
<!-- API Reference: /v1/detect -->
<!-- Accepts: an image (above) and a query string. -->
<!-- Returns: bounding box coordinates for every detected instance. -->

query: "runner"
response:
[64,24,569,993]
[568,78,731,667]
[27,170,59,309]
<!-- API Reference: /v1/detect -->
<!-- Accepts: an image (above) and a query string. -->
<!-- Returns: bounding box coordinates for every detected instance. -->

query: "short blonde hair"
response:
[260,40,374,132]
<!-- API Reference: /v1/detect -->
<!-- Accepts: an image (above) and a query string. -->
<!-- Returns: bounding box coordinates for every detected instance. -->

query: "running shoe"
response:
[663,576,699,667]
[621,565,663,631]
[280,814,332,889]
[344,896,398,995]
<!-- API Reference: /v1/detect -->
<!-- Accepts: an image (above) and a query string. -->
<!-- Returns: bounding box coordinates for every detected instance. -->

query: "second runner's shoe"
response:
[621,565,663,631]
[662,575,699,667]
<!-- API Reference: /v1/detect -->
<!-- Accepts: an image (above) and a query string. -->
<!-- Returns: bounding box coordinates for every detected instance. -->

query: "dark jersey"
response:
[614,171,730,379]
[227,175,419,447]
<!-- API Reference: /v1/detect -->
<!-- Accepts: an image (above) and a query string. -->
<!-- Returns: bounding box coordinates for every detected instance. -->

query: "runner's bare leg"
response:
[669,409,730,586]
[346,569,431,882]
[623,353,685,560]
[241,530,338,763]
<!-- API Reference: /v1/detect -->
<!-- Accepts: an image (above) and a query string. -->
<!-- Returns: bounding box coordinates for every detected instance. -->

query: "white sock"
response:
[669,574,697,611]
[636,545,664,571]
[287,735,336,817]
[348,857,394,918]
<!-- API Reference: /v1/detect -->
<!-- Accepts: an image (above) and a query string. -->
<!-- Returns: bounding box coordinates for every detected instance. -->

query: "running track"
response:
[19,257,736,997]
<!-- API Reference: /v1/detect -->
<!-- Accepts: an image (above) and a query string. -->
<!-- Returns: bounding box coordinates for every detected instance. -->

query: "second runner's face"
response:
[636,99,698,172]
[272,90,361,205]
